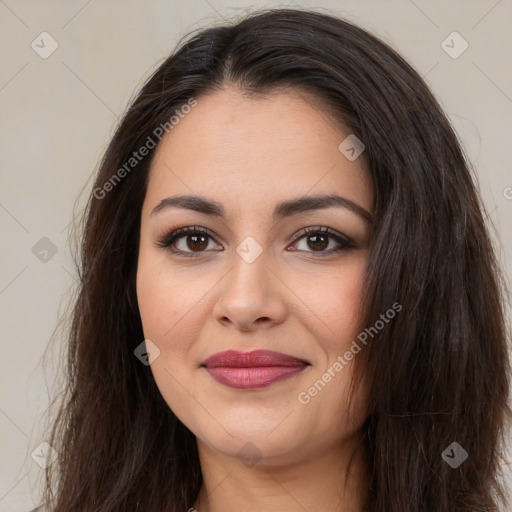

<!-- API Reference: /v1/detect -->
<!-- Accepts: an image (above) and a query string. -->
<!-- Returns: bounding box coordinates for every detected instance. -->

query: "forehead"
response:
[144,87,373,218]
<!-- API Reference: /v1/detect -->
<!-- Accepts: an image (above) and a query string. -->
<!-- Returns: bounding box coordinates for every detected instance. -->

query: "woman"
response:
[38,7,511,512]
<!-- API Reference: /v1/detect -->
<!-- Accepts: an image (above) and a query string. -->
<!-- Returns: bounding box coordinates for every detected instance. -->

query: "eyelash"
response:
[155,225,356,258]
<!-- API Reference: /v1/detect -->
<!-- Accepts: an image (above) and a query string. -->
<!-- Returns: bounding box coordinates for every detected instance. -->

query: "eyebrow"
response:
[150,194,373,223]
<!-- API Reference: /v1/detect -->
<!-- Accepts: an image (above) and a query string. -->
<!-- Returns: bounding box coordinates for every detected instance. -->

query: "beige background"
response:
[1,1,511,510]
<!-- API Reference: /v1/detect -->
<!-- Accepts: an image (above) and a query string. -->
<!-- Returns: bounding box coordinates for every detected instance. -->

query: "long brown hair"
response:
[39,8,511,511]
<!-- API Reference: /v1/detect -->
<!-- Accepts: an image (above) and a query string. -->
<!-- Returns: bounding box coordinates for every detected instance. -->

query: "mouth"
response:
[200,350,311,389]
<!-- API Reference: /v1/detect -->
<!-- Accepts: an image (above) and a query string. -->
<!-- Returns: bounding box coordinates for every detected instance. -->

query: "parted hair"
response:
[40,8,511,511]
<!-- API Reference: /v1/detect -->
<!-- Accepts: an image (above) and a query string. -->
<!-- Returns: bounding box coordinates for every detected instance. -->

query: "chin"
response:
[197,427,302,466]
[208,411,317,458]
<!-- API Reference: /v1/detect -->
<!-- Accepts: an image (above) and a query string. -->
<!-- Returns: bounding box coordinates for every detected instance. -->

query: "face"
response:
[136,87,374,465]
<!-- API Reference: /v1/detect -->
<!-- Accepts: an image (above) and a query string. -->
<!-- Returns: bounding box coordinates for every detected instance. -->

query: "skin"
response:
[136,86,374,512]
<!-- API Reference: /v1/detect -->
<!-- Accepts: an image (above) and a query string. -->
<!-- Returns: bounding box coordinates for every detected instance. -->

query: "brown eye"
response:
[155,226,222,257]
[306,234,329,251]
[289,226,355,255]
[184,233,209,252]
[156,225,355,258]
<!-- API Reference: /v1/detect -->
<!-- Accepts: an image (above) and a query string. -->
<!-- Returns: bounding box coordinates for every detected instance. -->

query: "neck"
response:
[191,432,369,512]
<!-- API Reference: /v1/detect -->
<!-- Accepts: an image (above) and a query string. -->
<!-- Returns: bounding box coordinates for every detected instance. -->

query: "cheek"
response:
[136,260,202,415]
[136,265,170,340]
[136,260,183,379]
[136,254,203,342]
[135,253,214,387]
[301,267,368,431]
[306,262,366,349]
[135,250,370,445]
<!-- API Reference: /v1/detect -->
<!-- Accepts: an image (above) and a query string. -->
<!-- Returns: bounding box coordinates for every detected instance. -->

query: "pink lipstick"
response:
[201,350,309,389]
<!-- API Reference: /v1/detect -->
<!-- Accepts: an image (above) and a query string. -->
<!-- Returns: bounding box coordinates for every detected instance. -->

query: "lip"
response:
[201,350,310,389]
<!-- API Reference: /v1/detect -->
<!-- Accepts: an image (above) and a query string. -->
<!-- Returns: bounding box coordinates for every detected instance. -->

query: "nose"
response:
[212,247,288,332]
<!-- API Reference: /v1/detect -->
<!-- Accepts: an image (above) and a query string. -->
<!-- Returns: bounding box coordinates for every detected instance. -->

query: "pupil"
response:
[187,234,208,251]
[308,235,327,251]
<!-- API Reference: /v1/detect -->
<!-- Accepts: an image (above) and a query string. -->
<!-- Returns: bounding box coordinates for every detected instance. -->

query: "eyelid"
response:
[154,225,219,250]
[290,225,352,244]
[155,224,355,256]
